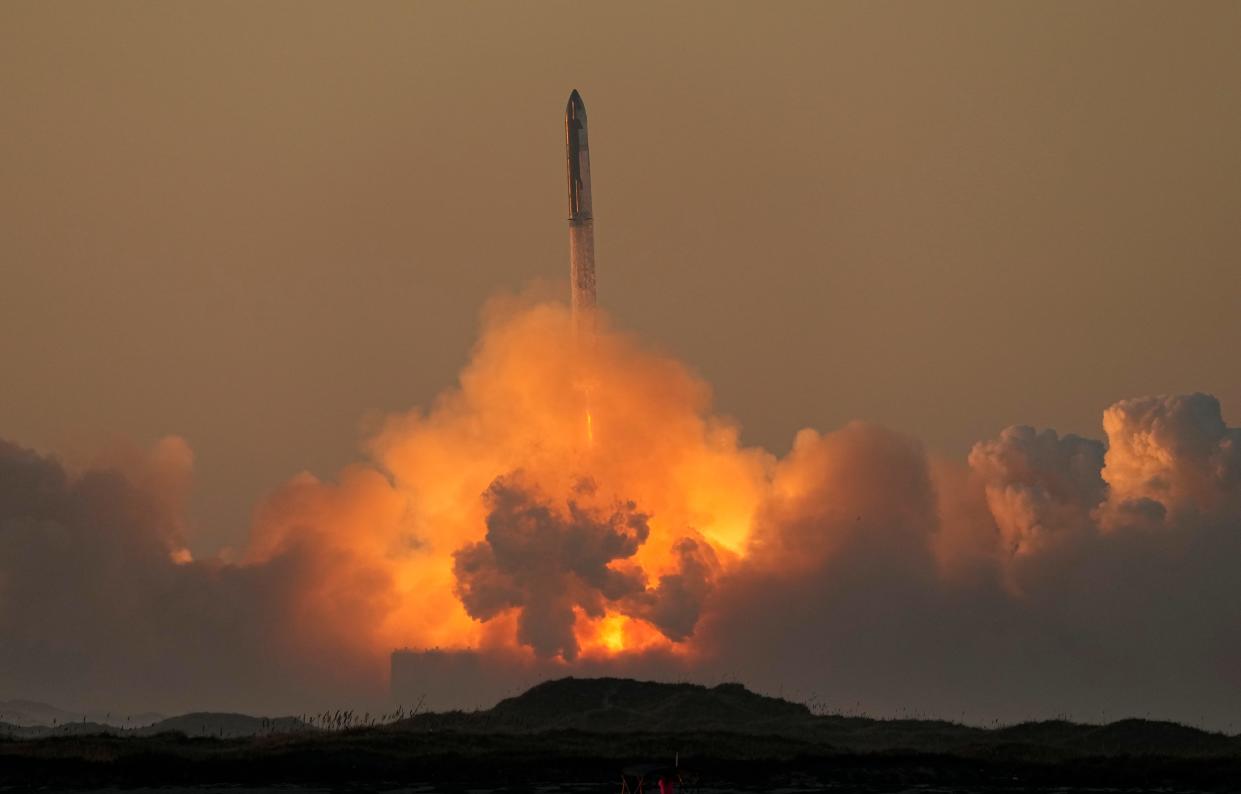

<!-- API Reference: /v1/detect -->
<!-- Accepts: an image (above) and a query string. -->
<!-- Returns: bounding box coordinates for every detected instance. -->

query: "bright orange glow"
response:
[573,609,685,659]
[245,300,774,669]
[598,614,626,653]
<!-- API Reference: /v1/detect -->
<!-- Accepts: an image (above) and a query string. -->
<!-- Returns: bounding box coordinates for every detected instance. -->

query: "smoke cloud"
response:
[451,474,721,661]
[2,300,1239,727]
[454,475,650,659]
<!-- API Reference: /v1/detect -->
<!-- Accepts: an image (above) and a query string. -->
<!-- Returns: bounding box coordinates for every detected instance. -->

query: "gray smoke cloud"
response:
[453,474,715,659]
[626,537,718,642]
[0,438,389,715]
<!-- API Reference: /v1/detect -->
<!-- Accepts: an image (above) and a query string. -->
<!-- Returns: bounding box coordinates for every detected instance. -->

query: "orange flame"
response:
[246,299,773,669]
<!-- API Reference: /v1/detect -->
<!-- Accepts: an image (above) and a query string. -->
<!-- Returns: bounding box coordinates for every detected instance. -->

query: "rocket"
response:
[566,90,596,321]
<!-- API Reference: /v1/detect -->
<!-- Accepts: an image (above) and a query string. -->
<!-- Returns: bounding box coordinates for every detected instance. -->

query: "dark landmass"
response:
[0,711,308,740]
[0,698,165,732]
[3,677,1240,791]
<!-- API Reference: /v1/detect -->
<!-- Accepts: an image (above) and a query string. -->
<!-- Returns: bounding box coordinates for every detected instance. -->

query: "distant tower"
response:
[565,90,596,323]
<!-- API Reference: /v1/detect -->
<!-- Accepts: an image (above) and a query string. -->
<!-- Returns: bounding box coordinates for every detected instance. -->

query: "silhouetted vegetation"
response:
[3,678,1239,790]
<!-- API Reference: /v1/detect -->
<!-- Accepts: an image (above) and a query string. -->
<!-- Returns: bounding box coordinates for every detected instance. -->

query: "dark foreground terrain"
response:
[4,678,1240,792]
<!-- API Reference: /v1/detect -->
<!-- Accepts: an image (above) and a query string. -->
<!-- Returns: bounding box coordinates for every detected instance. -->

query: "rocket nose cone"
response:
[567,89,586,114]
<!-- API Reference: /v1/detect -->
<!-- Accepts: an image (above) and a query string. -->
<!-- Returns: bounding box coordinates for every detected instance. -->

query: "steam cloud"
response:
[2,300,1239,726]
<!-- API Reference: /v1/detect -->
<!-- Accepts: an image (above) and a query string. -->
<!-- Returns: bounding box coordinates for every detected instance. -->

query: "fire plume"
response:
[247,298,770,667]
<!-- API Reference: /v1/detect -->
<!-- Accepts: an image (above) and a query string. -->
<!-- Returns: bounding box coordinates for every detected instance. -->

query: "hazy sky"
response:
[3,1,1239,553]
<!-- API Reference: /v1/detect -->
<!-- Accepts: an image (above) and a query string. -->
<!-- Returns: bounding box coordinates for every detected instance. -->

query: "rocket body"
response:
[566,90,596,320]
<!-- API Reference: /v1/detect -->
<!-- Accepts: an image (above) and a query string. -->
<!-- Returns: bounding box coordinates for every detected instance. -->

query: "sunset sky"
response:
[3,2,1240,725]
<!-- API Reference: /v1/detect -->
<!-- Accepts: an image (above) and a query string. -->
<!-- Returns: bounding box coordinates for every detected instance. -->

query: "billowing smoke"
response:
[2,299,1239,727]
[451,474,720,661]
[0,436,357,713]
[452,474,718,661]
[454,475,648,659]
[969,425,1106,564]
[702,393,1241,728]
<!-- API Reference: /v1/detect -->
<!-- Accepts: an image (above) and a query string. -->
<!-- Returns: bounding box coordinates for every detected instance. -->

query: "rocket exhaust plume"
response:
[566,90,596,326]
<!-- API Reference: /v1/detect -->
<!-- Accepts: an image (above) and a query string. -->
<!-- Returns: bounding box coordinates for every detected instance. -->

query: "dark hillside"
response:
[487,677,812,732]
[394,677,1240,760]
[5,678,1241,789]
[992,718,1240,757]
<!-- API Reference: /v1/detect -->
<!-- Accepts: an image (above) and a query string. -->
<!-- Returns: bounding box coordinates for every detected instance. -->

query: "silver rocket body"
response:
[566,90,596,322]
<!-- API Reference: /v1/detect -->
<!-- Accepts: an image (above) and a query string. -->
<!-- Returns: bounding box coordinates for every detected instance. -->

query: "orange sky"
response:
[2,1,1239,553]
